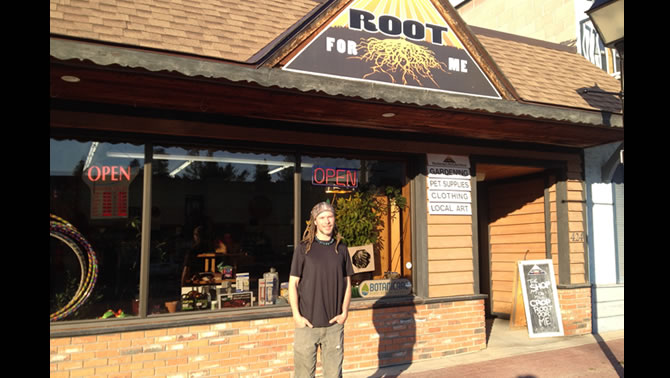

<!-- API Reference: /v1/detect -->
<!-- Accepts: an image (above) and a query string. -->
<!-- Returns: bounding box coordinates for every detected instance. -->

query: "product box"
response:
[280,282,289,298]
[219,291,254,308]
[258,278,266,306]
[221,265,234,279]
[265,278,276,305]
[236,273,249,292]
[181,290,208,311]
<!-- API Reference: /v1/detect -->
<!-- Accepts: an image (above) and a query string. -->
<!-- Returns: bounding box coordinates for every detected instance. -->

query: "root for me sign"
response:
[283,0,501,99]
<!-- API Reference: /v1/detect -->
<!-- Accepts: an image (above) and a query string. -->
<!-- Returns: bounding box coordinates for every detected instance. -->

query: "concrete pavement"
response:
[344,318,624,377]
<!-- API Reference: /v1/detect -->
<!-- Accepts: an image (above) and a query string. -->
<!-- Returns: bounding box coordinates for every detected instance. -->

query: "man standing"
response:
[289,202,354,378]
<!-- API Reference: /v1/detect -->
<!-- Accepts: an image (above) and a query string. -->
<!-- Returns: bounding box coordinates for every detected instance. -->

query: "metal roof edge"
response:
[50,37,623,129]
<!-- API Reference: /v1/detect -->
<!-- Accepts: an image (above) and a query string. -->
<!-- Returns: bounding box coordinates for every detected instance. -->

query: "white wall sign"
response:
[426,154,471,215]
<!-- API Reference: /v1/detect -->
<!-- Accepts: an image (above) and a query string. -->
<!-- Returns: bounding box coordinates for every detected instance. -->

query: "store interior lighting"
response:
[83,142,99,171]
[169,160,194,177]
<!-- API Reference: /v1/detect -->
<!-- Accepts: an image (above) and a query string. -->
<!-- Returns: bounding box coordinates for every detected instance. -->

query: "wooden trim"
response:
[402,179,413,279]
[476,181,492,316]
[265,0,353,68]
[138,143,153,318]
[544,175,553,260]
[556,177,571,285]
[557,283,591,289]
[294,154,302,247]
[578,179,590,284]
[411,162,429,298]
[470,172,480,294]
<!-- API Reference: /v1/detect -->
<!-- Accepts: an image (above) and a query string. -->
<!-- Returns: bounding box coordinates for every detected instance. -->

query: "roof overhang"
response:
[50,37,623,148]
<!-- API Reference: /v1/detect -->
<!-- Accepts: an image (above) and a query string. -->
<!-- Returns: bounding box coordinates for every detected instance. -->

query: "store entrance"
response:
[475,163,550,322]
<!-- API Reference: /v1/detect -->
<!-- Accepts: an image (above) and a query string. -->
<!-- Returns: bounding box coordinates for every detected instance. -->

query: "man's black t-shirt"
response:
[290,240,354,327]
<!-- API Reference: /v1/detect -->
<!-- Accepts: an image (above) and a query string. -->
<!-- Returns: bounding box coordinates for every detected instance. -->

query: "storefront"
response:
[50,0,623,376]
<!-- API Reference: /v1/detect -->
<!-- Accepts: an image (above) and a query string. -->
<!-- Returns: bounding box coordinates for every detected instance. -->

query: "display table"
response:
[181,279,254,309]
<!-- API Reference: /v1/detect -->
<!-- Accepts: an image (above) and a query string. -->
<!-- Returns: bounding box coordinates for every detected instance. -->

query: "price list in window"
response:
[90,186,129,218]
[83,166,138,219]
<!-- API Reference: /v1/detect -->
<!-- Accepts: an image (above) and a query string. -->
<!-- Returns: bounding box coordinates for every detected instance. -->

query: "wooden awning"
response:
[51,38,622,148]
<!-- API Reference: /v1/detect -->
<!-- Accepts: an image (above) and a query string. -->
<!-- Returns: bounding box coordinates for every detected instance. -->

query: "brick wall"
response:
[559,287,592,336]
[50,299,485,377]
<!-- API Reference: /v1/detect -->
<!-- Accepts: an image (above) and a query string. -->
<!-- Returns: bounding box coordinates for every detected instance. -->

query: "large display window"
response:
[149,144,295,312]
[301,154,409,285]
[50,137,411,322]
[50,139,145,321]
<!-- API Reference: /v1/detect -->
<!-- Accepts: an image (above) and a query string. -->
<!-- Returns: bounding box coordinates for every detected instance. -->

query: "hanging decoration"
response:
[50,214,99,322]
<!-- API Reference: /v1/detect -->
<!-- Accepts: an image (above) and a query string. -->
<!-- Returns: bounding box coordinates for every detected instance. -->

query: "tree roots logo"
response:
[283,0,501,99]
[351,37,447,87]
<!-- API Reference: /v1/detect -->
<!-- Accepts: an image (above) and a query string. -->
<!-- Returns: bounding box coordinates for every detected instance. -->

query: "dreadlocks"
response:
[302,202,343,254]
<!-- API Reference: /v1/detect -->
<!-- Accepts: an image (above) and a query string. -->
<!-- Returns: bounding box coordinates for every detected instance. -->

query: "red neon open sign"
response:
[86,166,132,182]
[312,166,358,189]
[82,166,138,219]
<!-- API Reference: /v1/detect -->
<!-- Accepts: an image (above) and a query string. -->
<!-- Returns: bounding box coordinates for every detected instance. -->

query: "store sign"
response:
[86,165,133,182]
[575,0,621,77]
[517,260,564,338]
[578,19,608,72]
[283,0,501,99]
[312,166,359,189]
[83,165,139,219]
[426,154,471,215]
[358,278,412,298]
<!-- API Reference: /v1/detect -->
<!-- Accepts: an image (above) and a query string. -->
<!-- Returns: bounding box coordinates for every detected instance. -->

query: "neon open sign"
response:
[312,166,359,189]
[82,165,138,219]
[86,165,133,182]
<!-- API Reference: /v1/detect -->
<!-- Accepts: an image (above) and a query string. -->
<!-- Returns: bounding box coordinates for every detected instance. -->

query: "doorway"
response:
[475,163,551,321]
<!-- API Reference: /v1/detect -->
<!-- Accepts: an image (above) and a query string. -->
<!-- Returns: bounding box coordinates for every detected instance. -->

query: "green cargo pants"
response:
[293,323,344,378]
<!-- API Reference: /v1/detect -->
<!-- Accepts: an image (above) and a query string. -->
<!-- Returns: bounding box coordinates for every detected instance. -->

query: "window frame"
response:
[50,136,419,331]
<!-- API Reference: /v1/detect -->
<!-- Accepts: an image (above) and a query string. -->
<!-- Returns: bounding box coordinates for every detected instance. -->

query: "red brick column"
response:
[558,287,592,336]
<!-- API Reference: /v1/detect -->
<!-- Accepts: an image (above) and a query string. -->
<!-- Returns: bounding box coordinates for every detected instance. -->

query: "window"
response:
[50,137,411,322]
[50,139,144,321]
[149,145,294,313]
[301,154,409,294]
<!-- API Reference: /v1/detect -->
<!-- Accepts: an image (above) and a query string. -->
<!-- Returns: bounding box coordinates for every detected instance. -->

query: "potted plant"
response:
[334,186,407,287]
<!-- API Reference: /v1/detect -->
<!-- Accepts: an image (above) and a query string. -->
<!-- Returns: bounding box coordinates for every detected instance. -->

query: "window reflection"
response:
[300,155,408,295]
[149,145,295,313]
[50,139,144,321]
[50,139,412,321]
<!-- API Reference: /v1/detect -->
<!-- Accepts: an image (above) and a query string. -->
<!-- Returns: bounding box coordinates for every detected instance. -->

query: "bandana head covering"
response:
[310,201,335,220]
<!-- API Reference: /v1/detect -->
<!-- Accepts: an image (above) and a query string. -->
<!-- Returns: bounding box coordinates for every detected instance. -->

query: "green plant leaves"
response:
[334,186,407,247]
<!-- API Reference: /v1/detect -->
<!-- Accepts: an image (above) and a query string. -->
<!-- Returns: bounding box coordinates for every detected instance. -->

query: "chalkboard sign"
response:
[517,260,564,338]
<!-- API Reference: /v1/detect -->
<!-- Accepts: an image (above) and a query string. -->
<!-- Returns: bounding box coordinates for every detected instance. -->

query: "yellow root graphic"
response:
[351,37,447,87]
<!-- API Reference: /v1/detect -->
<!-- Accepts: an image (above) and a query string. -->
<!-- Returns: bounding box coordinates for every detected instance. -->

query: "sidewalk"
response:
[344,318,624,377]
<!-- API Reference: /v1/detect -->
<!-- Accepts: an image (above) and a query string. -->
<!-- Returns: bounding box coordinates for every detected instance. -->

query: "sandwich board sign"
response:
[517,260,564,338]
[283,0,501,99]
